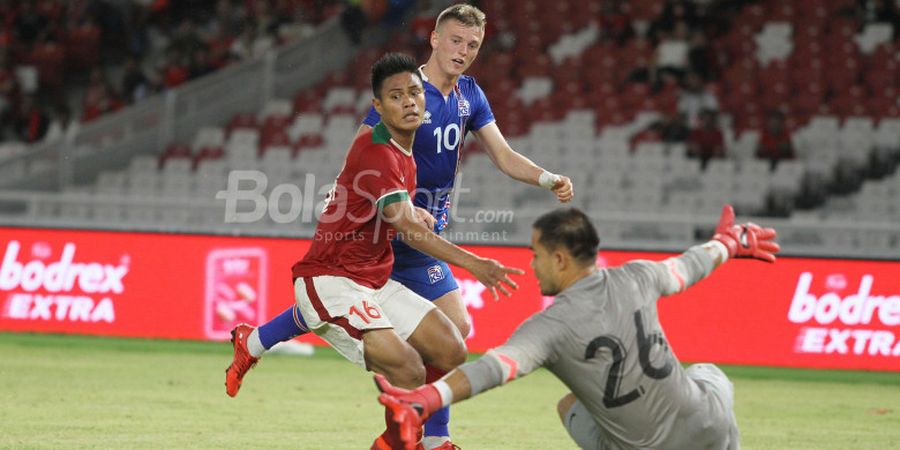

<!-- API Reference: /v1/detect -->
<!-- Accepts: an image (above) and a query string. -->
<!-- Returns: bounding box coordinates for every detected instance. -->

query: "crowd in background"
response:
[0,0,344,144]
[2,0,898,185]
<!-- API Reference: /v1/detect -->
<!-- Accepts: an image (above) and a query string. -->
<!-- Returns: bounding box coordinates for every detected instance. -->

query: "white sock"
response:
[246,328,266,357]
[433,380,453,407]
[422,436,450,449]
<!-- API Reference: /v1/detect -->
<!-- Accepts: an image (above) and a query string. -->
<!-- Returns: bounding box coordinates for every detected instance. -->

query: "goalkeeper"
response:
[375,205,779,449]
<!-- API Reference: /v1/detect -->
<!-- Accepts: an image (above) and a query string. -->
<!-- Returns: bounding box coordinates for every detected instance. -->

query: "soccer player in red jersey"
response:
[266,52,522,449]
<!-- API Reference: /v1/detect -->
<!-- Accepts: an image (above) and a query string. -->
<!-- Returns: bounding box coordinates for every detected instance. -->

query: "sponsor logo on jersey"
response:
[427,264,445,284]
[422,110,432,124]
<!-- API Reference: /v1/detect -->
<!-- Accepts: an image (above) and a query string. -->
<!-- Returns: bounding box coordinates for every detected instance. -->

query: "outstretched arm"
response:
[473,123,574,202]
[381,200,523,299]
[653,204,780,296]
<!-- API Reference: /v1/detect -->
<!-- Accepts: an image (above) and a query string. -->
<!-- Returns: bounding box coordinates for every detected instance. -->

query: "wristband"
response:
[705,240,730,263]
[538,170,560,189]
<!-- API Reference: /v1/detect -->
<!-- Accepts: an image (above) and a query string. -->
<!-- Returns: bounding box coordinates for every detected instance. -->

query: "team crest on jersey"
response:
[422,110,432,124]
[427,264,445,284]
[458,99,470,117]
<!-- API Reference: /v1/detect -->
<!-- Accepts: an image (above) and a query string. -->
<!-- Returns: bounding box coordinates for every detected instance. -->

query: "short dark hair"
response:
[371,52,420,99]
[532,208,600,264]
[436,4,486,29]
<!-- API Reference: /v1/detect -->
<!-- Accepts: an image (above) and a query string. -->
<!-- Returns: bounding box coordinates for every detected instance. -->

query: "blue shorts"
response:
[390,260,459,302]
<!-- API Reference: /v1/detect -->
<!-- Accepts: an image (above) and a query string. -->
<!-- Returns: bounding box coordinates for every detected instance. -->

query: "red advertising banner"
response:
[1,227,898,372]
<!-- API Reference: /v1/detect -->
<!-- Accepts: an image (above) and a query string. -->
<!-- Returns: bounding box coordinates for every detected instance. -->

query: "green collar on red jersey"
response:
[372,122,391,145]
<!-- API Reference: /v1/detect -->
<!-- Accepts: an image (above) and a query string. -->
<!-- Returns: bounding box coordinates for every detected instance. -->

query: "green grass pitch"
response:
[1,333,898,449]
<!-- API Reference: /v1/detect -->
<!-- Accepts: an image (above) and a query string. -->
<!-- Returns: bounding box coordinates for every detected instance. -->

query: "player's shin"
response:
[423,366,451,445]
[256,305,310,355]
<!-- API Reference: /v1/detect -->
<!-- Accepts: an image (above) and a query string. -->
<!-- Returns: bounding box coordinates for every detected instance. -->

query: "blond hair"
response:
[436,3,486,30]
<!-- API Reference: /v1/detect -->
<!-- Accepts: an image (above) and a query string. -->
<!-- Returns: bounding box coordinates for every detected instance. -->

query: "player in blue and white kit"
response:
[225,5,573,449]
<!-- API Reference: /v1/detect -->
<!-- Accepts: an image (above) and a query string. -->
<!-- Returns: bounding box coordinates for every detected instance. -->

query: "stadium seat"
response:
[59,202,91,221]
[192,127,226,151]
[129,172,160,197]
[159,208,191,226]
[323,87,358,113]
[226,144,259,171]
[92,204,124,223]
[166,153,194,171]
[260,99,293,120]
[228,129,260,149]
[193,146,225,170]
[159,173,193,198]
[94,172,128,195]
[227,113,259,133]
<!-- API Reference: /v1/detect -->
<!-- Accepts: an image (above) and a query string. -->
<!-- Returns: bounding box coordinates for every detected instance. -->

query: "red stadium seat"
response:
[227,113,258,134]
[864,70,895,94]
[789,67,824,90]
[262,115,291,132]
[260,130,291,156]
[770,3,795,21]
[759,62,789,87]
[192,146,224,170]
[159,144,192,169]
[293,133,324,156]
[293,89,321,114]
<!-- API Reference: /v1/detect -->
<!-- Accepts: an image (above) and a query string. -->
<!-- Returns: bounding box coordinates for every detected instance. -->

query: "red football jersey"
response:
[292,123,417,288]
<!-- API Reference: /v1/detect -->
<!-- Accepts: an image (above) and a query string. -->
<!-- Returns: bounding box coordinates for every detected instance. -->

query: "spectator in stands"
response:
[160,48,191,88]
[756,110,795,172]
[14,94,49,143]
[250,0,290,39]
[341,0,369,45]
[168,19,207,59]
[83,69,111,110]
[687,30,715,81]
[82,71,123,122]
[125,3,152,59]
[598,0,633,44]
[0,0,341,137]
[661,112,690,144]
[272,0,316,42]
[206,0,246,40]
[650,0,699,38]
[205,27,236,70]
[189,47,216,79]
[677,71,718,128]
[230,20,274,60]
[13,0,50,48]
[43,103,79,143]
[687,109,725,171]
[0,49,21,140]
[121,56,153,103]
[856,0,900,34]
[655,20,691,81]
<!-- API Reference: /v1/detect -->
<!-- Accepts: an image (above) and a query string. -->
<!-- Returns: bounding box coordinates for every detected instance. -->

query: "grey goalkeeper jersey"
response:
[493,246,733,449]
